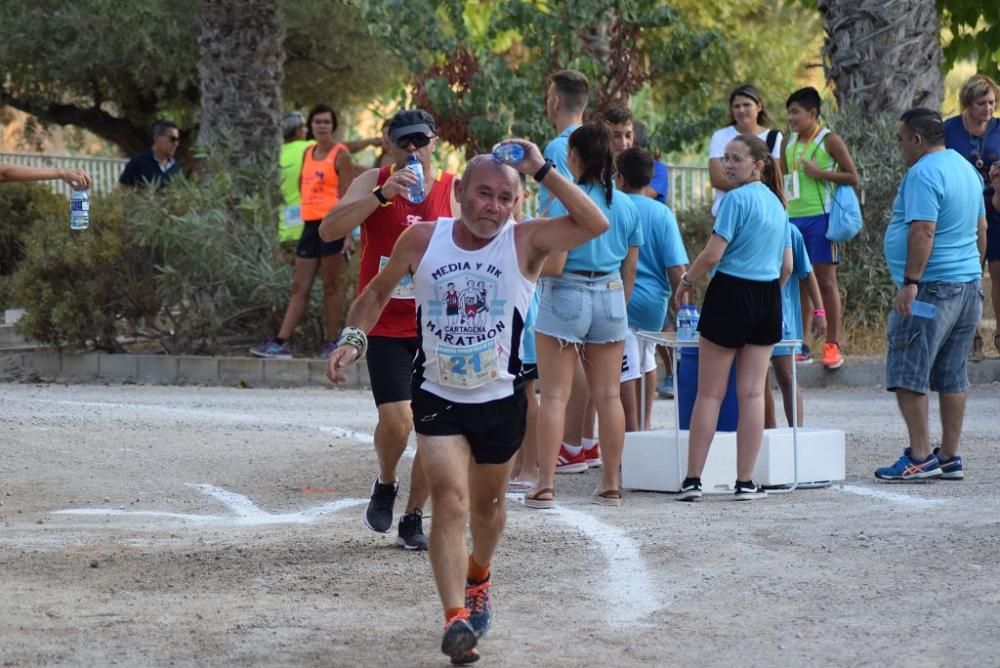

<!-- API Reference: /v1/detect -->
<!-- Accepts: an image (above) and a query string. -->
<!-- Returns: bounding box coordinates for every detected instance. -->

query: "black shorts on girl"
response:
[410,385,526,465]
[697,271,782,349]
[296,220,345,258]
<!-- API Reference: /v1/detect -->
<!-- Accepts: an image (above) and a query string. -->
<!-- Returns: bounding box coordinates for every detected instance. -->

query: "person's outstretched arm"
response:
[0,164,91,188]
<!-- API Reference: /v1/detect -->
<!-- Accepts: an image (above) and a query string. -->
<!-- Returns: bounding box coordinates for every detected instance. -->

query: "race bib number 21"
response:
[437,341,499,389]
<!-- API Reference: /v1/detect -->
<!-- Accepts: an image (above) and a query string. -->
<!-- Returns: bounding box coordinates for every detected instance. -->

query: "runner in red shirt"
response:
[320,109,458,550]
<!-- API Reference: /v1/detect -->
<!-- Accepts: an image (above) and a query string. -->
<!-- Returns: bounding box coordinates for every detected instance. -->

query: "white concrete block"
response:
[755,427,846,486]
[4,308,25,324]
[622,429,738,494]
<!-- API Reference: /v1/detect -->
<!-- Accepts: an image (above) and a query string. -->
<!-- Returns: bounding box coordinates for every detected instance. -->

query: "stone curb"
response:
[2,349,1000,390]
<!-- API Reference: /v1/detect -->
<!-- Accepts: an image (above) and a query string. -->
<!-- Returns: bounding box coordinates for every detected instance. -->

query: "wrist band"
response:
[533,159,554,183]
[337,326,368,360]
[813,308,826,317]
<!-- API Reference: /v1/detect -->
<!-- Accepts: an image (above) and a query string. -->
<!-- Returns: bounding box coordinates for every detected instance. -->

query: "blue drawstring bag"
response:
[825,184,863,243]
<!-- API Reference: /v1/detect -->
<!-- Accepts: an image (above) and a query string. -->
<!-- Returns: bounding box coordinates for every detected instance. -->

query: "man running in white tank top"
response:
[326,140,608,665]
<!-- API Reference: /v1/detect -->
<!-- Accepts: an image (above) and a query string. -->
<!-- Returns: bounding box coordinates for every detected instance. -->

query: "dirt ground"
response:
[2,381,999,668]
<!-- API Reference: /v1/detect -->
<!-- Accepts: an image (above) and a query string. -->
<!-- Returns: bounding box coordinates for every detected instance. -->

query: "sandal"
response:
[508,479,534,493]
[591,488,622,507]
[523,487,555,509]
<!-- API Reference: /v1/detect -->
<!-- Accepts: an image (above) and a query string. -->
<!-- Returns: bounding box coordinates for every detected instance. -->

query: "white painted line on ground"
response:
[548,506,661,627]
[838,484,948,508]
[53,484,367,527]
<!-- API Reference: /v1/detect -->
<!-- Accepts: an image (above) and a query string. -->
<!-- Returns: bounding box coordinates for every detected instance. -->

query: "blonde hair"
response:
[959,74,1000,111]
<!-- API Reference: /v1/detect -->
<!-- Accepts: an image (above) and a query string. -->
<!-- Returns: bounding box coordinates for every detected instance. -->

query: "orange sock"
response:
[467,556,490,583]
[445,607,468,622]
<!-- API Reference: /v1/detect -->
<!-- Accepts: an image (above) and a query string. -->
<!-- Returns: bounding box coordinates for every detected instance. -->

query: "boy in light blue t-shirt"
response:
[765,225,825,428]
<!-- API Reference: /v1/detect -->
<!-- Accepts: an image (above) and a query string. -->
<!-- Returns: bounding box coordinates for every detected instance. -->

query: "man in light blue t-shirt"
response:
[875,108,987,483]
[538,69,588,215]
[616,148,687,428]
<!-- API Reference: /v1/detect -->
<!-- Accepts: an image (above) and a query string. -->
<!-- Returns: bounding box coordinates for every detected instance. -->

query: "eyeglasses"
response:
[165,135,180,144]
[394,133,432,149]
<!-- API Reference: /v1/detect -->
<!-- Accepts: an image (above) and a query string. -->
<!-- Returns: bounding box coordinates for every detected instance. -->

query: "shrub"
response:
[0,182,66,310]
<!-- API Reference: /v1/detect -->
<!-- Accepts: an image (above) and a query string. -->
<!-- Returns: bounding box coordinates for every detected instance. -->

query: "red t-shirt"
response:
[359,165,455,338]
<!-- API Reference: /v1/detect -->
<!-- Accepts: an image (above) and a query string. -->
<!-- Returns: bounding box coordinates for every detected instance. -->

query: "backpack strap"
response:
[765,129,779,154]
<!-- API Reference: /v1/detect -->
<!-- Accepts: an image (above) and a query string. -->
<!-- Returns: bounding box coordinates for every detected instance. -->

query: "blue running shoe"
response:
[249,337,292,359]
[874,448,942,481]
[657,375,674,398]
[933,447,964,480]
[441,615,478,665]
[465,576,492,638]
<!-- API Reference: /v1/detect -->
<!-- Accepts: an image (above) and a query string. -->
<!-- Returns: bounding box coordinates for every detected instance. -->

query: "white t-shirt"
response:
[708,126,783,216]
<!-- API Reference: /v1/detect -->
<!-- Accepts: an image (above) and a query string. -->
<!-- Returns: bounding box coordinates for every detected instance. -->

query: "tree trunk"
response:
[197,0,284,170]
[819,0,943,117]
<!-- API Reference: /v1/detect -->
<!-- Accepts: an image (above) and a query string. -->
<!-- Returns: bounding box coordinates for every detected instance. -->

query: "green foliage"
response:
[9,148,348,354]
[0,1,404,157]
[0,183,67,310]
[939,0,1000,80]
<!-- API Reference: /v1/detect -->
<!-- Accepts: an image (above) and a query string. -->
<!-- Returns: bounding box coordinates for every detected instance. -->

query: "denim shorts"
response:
[886,279,983,394]
[535,272,628,345]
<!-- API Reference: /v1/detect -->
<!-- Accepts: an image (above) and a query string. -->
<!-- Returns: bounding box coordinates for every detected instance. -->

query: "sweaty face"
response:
[609,121,634,157]
[457,164,520,240]
[721,140,761,185]
[730,95,761,130]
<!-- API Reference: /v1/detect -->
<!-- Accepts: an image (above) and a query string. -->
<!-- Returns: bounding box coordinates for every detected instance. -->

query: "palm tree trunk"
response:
[819,0,943,117]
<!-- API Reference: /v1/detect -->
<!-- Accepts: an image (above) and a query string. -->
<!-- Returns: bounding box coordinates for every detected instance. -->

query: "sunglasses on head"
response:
[394,133,432,149]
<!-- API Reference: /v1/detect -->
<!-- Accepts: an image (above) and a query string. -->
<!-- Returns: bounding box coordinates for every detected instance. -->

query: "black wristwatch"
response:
[903,276,920,287]
[372,186,390,205]
[533,159,554,183]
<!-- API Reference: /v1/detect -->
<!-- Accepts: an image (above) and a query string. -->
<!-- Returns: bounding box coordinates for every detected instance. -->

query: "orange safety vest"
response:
[299,143,346,221]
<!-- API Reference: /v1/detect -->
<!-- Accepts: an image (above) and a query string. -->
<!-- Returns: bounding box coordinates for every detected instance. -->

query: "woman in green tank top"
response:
[779,87,859,370]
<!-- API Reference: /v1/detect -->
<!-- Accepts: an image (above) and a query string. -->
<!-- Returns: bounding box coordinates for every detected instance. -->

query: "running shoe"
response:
[676,477,702,501]
[441,614,478,665]
[874,448,942,481]
[821,342,843,369]
[249,337,292,359]
[656,375,674,398]
[795,346,814,365]
[555,445,589,474]
[396,510,428,550]
[583,442,602,468]
[465,576,493,638]
[364,478,398,533]
[734,480,768,500]
[933,447,964,480]
[319,340,338,360]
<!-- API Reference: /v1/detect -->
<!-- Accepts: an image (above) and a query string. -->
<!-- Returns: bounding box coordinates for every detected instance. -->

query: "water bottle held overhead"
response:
[406,154,426,204]
[492,142,524,165]
[69,188,90,231]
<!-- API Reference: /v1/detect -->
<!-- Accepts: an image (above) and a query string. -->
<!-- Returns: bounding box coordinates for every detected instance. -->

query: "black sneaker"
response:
[441,616,478,665]
[364,478,398,533]
[396,510,428,551]
[734,480,767,500]
[676,477,702,501]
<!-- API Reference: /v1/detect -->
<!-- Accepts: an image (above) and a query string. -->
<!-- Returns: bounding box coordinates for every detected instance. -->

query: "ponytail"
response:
[569,122,615,207]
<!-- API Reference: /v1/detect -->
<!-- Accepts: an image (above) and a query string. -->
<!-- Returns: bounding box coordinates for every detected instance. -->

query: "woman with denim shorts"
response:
[673,134,793,501]
[525,123,643,508]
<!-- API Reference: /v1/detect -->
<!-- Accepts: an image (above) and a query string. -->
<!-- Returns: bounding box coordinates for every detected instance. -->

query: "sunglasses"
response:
[394,133,432,149]
[165,135,180,144]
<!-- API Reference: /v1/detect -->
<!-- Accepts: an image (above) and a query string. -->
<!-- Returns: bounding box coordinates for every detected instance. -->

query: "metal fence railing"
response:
[1,150,712,210]
[0,151,128,197]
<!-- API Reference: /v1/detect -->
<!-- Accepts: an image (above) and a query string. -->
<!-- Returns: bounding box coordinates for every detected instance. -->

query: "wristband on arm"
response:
[813,308,826,317]
[337,326,368,360]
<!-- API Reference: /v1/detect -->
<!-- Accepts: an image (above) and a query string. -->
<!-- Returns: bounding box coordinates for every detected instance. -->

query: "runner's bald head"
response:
[461,155,520,191]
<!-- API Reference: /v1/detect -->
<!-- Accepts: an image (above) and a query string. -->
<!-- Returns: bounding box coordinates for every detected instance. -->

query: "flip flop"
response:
[508,479,534,492]
[591,488,622,507]
[523,488,555,509]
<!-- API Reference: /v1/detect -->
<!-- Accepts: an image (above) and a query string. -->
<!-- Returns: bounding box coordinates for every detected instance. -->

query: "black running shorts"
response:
[411,386,526,465]
[697,271,782,349]
[366,336,419,406]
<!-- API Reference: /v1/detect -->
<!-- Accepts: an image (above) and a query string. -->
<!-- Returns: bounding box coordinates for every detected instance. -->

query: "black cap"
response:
[388,109,437,143]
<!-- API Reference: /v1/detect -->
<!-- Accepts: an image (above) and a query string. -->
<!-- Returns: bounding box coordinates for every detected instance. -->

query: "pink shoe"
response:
[583,443,602,468]
[555,445,589,474]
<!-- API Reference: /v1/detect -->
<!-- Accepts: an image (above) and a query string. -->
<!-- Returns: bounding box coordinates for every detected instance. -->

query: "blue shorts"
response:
[885,280,983,394]
[791,214,839,265]
[535,272,628,345]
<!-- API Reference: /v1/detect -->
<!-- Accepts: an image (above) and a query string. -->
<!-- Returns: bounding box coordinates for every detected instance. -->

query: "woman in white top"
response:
[708,84,783,216]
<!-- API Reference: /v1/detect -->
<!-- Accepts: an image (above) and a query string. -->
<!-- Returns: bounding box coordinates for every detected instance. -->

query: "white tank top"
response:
[412,217,536,403]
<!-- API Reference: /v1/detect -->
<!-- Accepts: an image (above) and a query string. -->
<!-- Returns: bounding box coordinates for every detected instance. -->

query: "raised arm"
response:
[320,165,419,242]
[0,164,91,188]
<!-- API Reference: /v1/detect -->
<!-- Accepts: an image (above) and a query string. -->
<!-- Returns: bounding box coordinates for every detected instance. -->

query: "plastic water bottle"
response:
[492,142,524,164]
[911,301,936,319]
[687,304,700,338]
[677,304,699,341]
[406,154,425,204]
[69,189,90,231]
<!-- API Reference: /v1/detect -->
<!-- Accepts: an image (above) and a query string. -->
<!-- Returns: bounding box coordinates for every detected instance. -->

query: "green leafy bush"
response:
[0,182,67,310]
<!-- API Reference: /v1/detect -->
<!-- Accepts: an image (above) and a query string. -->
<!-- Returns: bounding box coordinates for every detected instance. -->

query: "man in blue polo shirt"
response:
[538,69,588,214]
[119,119,181,188]
[875,108,986,482]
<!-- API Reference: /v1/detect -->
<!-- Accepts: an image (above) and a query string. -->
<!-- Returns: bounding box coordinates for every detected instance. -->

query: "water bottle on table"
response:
[677,304,699,341]
[405,154,425,204]
[69,188,90,231]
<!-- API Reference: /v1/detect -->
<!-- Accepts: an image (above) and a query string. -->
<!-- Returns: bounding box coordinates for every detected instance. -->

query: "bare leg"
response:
[814,263,842,345]
[799,288,813,352]
[511,379,539,483]
[320,252,346,340]
[582,398,597,441]
[468,456,516,569]
[734,344,774,480]
[685,338,737,478]
[772,355,802,427]
[642,369,656,430]
[621,378,640,432]
[938,392,967,460]
[372,400,428,514]
[562,358,590,446]
[763,367,777,430]
[533,334,579,500]
[895,389,930,460]
[277,257,320,340]
[581,341,627,494]
[990,261,1000,351]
